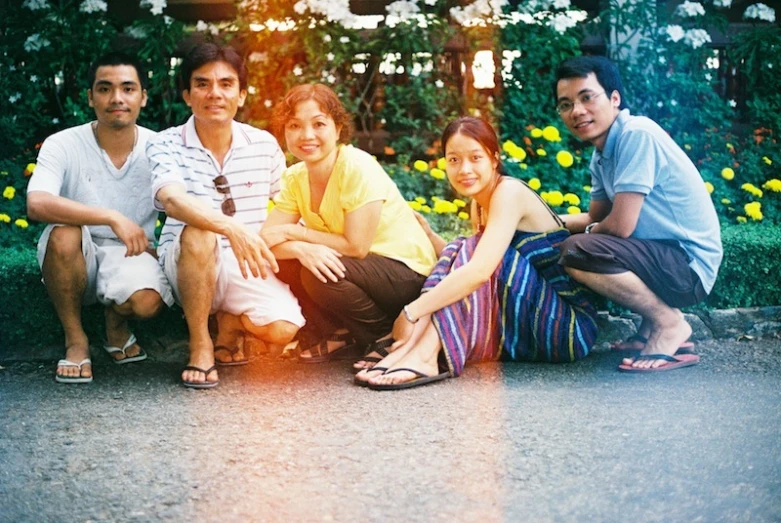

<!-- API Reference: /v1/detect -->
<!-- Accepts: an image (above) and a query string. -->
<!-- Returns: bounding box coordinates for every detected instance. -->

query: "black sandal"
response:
[353,338,395,371]
[298,331,359,364]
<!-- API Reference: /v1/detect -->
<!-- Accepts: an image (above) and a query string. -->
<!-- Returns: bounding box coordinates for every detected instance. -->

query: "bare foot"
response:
[354,340,412,385]
[105,311,142,361]
[213,312,245,364]
[352,334,394,370]
[622,315,693,370]
[368,327,441,387]
[182,342,218,385]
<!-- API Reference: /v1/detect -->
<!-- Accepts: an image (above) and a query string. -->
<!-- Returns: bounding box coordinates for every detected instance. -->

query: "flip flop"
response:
[368,367,450,391]
[182,365,219,389]
[214,344,248,366]
[611,334,695,352]
[104,333,147,364]
[352,338,395,372]
[354,366,388,387]
[618,353,700,373]
[55,358,93,384]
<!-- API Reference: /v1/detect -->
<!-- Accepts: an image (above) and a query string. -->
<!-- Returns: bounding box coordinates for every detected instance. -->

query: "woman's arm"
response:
[403,181,527,321]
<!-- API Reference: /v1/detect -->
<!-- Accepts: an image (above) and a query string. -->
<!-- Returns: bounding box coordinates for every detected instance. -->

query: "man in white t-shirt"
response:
[148,43,303,389]
[27,52,174,385]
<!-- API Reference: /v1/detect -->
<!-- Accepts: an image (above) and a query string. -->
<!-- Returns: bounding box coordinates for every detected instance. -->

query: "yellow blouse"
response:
[274,144,437,276]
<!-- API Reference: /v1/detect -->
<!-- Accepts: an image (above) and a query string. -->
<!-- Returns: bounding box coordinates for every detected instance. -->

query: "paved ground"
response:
[1,338,780,522]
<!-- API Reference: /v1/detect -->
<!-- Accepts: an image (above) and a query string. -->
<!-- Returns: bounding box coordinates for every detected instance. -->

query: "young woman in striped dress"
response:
[356,116,599,390]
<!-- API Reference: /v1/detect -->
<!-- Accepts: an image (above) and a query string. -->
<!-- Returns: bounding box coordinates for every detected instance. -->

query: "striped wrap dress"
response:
[423,227,599,377]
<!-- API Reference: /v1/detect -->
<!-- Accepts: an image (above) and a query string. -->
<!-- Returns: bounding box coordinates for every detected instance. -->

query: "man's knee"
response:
[265,321,299,345]
[45,226,83,262]
[179,227,217,262]
[125,289,165,319]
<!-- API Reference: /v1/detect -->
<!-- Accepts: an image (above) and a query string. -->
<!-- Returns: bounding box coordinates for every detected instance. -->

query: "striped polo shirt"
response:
[147,115,285,261]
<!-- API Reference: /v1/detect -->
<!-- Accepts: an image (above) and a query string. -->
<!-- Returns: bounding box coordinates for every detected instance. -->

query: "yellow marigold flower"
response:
[744,201,763,221]
[726,143,734,150]
[763,156,772,165]
[684,144,691,150]
[721,198,731,204]
[415,196,426,204]
[407,201,422,211]
[502,140,518,153]
[721,168,735,180]
[3,186,16,199]
[434,200,458,214]
[453,198,466,208]
[430,168,446,180]
[528,178,541,191]
[542,190,564,207]
[542,126,561,142]
[556,150,574,168]
[741,183,763,198]
[762,179,781,192]
[14,218,29,228]
[24,163,36,176]
[704,182,714,194]
[413,160,428,172]
[1,170,8,176]
[458,211,469,220]
[420,205,431,213]
[0,213,10,223]
[437,157,447,170]
[736,216,747,223]
[563,193,580,205]
[536,148,547,157]
[530,128,543,138]
[520,163,528,170]
[502,140,527,161]
[583,185,592,192]
[567,206,581,214]
[431,196,441,201]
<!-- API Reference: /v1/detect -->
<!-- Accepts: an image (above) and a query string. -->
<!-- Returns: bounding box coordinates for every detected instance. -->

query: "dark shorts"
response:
[558,234,707,308]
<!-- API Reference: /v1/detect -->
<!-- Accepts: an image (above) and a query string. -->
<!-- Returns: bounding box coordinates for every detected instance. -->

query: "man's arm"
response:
[560,198,612,233]
[156,184,277,278]
[27,191,150,257]
[585,192,644,238]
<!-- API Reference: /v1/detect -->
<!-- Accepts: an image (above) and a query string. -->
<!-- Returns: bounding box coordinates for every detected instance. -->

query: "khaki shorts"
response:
[37,224,174,307]
[160,228,305,328]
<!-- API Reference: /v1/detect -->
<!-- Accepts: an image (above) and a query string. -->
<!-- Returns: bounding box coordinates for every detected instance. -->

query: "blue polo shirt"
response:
[590,109,722,293]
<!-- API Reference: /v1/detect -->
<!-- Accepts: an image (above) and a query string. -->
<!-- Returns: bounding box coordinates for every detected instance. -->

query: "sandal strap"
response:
[328,330,353,343]
[364,338,394,358]
[183,365,217,377]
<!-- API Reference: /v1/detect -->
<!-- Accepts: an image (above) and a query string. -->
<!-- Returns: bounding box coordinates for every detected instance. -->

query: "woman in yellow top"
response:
[262,84,437,366]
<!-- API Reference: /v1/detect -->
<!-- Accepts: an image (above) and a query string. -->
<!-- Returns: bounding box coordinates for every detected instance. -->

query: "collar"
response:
[181,115,253,152]
[596,108,631,162]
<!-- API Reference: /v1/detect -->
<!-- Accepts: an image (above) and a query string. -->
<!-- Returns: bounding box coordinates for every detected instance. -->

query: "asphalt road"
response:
[1,338,779,522]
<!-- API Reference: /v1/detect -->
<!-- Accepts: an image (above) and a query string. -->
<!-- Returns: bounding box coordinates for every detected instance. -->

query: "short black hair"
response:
[179,43,247,92]
[88,51,147,90]
[553,56,628,110]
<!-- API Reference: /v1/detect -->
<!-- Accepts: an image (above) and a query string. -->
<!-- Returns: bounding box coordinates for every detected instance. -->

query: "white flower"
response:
[23,33,51,52]
[549,12,577,33]
[208,23,220,36]
[675,1,705,17]
[713,0,732,7]
[450,0,508,27]
[140,0,166,16]
[743,3,776,22]
[552,0,570,8]
[9,93,21,104]
[195,20,209,32]
[293,1,307,15]
[326,74,336,83]
[248,52,267,63]
[327,53,335,61]
[728,99,737,107]
[294,0,356,26]
[683,28,711,49]
[425,0,437,5]
[79,0,107,13]
[22,0,49,10]
[264,99,273,108]
[163,15,173,25]
[386,0,420,27]
[125,26,148,39]
[657,101,663,108]
[671,99,678,106]
[340,36,350,43]
[705,73,712,81]
[435,79,444,88]
[248,86,257,95]
[293,66,303,76]
[665,24,685,42]
[658,56,666,64]
[52,118,60,125]
[323,34,332,42]
[769,63,774,69]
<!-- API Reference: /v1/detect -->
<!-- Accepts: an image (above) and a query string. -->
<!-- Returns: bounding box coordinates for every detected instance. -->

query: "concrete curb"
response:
[2,306,780,364]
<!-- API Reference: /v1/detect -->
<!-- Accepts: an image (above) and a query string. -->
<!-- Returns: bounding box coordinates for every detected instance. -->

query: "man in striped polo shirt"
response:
[148,43,304,388]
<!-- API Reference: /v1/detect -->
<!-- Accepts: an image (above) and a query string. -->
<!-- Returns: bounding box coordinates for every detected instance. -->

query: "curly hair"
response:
[270,84,354,145]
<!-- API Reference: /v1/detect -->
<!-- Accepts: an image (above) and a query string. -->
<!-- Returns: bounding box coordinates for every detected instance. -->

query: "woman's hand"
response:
[297,243,346,283]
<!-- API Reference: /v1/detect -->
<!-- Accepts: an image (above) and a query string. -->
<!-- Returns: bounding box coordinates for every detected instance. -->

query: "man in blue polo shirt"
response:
[554,56,722,373]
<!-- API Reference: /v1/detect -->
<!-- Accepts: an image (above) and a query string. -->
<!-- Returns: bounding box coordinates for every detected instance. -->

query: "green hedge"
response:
[1,225,778,350]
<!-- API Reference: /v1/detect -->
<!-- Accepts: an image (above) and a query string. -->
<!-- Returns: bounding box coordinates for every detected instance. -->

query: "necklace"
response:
[92,121,138,171]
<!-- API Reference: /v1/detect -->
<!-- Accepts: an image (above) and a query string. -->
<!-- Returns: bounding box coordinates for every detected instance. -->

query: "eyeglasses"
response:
[556,91,606,114]
[213,175,236,216]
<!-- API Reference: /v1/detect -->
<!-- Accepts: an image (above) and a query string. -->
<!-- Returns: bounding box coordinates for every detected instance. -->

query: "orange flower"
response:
[384,146,395,156]
[522,136,532,146]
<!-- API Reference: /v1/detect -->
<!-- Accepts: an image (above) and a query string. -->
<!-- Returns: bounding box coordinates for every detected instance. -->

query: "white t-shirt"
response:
[27,122,158,245]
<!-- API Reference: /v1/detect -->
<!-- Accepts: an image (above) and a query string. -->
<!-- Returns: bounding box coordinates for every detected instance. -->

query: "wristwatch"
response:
[403,305,419,323]
[585,222,598,234]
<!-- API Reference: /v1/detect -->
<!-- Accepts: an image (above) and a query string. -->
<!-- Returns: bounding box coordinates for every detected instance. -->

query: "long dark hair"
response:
[441,117,505,175]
